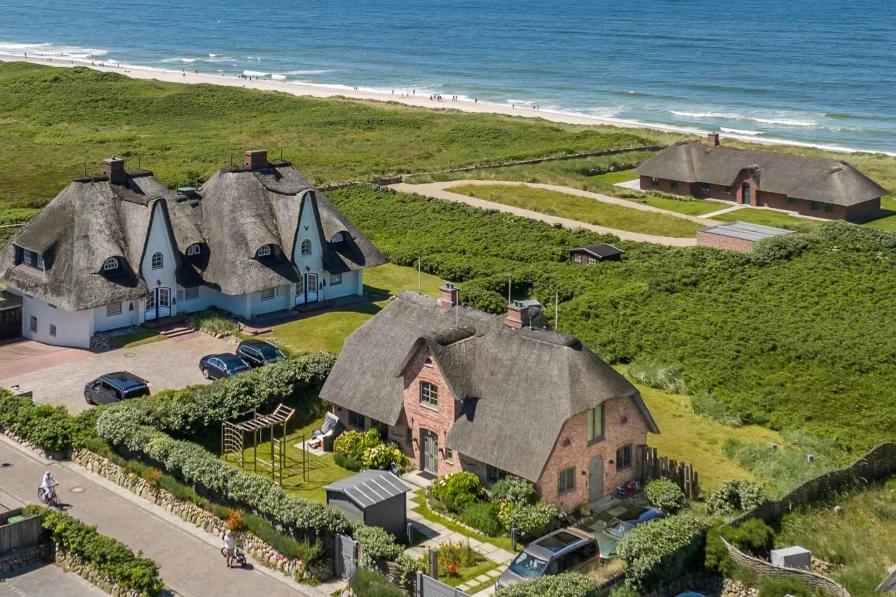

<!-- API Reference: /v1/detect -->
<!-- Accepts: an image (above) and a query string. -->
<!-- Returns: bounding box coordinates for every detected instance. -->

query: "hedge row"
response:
[0,392,99,453]
[94,413,349,539]
[101,353,335,435]
[494,572,595,597]
[616,515,709,592]
[27,505,164,596]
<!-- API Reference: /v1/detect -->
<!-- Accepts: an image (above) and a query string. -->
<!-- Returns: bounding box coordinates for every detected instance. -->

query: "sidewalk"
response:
[0,437,318,597]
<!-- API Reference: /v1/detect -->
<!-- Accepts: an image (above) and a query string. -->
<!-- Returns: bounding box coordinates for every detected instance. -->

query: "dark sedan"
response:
[595,506,665,559]
[199,353,251,380]
[236,339,286,368]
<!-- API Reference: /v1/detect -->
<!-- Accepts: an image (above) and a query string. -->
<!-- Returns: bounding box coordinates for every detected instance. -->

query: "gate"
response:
[416,572,467,597]
[335,534,358,580]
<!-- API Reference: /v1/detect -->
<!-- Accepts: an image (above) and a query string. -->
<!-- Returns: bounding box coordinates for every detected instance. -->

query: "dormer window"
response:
[257,245,272,258]
[23,251,32,266]
[151,252,163,269]
[331,232,344,243]
[20,249,45,271]
[300,240,311,256]
[103,257,119,271]
[187,244,201,256]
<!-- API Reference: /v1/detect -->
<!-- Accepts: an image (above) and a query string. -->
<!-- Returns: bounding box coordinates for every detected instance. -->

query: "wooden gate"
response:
[335,534,358,580]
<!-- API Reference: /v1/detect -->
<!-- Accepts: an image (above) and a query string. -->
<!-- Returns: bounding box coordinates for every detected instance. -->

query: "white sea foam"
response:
[720,127,763,136]
[271,74,286,80]
[671,110,743,120]
[283,69,334,75]
[672,110,818,128]
[752,117,817,127]
[162,57,197,63]
[242,70,269,77]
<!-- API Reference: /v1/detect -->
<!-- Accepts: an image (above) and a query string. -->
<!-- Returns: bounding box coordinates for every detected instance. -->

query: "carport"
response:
[324,470,411,539]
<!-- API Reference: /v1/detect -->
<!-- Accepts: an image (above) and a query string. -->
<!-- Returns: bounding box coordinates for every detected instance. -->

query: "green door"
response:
[742,182,752,205]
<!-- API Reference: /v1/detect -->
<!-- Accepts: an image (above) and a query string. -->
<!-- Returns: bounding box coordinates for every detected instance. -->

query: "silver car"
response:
[496,527,598,589]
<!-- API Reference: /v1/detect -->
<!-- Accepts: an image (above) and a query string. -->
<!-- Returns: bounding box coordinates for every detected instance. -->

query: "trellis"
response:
[221,403,307,487]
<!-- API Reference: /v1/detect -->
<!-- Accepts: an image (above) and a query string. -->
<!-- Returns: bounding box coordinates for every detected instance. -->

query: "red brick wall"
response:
[696,231,755,253]
[639,175,694,197]
[535,396,649,512]
[846,198,882,222]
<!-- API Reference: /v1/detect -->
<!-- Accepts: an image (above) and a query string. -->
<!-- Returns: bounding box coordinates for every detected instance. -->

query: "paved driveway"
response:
[2,334,233,413]
[0,564,107,597]
[0,339,94,382]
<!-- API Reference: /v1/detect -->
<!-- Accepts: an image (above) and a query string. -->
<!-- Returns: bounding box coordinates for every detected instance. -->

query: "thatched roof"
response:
[0,171,179,311]
[635,142,887,206]
[320,292,658,482]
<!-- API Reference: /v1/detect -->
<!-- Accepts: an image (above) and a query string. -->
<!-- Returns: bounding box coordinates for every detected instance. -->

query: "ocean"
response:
[2,0,895,153]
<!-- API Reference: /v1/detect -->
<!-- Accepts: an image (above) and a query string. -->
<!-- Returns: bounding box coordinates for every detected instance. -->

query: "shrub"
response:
[460,502,503,537]
[430,472,482,513]
[724,518,775,558]
[494,572,595,597]
[690,391,744,427]
[706,480,767,516]
[349,568,403,597]
[0,392,100,453]
[616,515,709,592]
[644,478,686,513]
[334,452,362,471]
[490,477,537,506]
[335,429,382,463]
[365,443,407,470]
[757,577,814,597]
[704,526,735,576]
[28,506,164,596]
[184,308,241,334]
[626,357,691,395]
[355,524,404,567]
[334,429,409,471]
[501,501,558,540]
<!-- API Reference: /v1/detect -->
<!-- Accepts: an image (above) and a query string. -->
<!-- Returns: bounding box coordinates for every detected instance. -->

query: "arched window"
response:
[151,252,163,269]
[103,257,119,271]
[257,245,271,258]
[331,232,344,243]
[300,240,311,256]
[187,244,201,256]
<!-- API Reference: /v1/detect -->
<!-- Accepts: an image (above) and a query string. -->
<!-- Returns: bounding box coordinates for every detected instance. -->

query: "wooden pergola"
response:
[221,403,307,487]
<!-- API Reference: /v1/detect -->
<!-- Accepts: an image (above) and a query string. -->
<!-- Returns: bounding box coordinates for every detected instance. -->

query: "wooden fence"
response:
[637,445,699,499]
[0,508,43,554]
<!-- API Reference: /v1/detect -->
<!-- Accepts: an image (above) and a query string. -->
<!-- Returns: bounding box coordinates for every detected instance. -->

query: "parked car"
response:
[496,527,597,589]
[595,506,665,559]
[84,372,150,405]
[236,339,286,368]
[199,353,252,380]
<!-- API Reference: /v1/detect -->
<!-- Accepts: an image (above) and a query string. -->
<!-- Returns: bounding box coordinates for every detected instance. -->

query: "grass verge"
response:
[107,329,164,349]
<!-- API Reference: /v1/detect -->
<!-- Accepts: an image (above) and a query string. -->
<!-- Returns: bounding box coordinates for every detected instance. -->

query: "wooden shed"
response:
[569,243,624,264]
[324,470,411,539]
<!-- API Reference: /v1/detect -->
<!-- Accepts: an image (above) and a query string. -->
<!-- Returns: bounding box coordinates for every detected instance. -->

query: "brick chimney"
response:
[101,157,127,185]
[505,301,530,329]
[244,150,268,169]
[438,282,459,309]
[706,132,720,148]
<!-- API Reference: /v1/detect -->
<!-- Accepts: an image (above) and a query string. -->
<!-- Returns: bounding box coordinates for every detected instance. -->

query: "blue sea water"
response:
[2,0,895,153]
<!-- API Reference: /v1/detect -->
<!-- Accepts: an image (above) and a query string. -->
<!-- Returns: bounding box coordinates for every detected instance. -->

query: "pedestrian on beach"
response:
[475,98,478,103]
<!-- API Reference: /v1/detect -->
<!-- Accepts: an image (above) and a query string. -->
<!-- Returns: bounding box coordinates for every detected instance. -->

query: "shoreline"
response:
[1,54,893,157]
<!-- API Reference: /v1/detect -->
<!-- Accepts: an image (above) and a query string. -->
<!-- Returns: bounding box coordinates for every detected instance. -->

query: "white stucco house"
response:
[0,151,386,348]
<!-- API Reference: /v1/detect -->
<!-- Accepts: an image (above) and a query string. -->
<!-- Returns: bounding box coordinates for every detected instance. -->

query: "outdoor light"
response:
[128,302,134,311]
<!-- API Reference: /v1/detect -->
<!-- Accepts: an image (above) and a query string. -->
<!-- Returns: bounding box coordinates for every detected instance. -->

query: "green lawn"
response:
[107,329,165,349]
[447,183,703,238]
[776,476,896,597]
[363,263,443,297]
[437,556,500,588]
[591,169,641,185]
[710,206,821,232]
[233,416,355,503]
[862,195,896,232]
[271,301,388,354]
[408,491,516,553]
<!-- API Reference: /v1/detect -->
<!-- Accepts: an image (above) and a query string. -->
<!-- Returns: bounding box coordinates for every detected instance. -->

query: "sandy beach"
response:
[0,54,883,156]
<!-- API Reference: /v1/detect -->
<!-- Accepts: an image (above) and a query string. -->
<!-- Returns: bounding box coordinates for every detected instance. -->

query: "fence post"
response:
[511,528,517,552]
[428,548,438,578]
[416,571,423,597]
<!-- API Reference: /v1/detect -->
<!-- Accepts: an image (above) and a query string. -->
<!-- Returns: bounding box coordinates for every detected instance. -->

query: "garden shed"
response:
[324,470,411,539]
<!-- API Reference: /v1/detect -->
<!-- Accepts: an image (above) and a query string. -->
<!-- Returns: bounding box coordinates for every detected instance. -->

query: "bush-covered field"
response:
[330,185,896,452]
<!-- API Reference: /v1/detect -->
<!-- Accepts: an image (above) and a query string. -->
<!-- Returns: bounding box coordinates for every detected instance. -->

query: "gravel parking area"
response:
[0,564,106,597]
[3,334,234,413]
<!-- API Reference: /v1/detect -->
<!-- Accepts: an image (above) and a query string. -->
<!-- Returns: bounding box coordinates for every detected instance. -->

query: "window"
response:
[823,203,834,214]
[260,288,275,301]
[558,467,575,496]
[29,316,37,332]
[809,201,821,212]
[723,186,731,195]
[445,447,453,460]
[185,286,200,300]
[420,381,439,409]
[348,410,365,429]
[49,324,57,337]
[300,239,311,256]
[103,257,119,271]
[151,252,163,269]
[616,445,633,471]
[424,357,433,368]
[587,256,598,265]
[257,245,271,258]
[786,197,795,206]
[587,405,604,443]
[107,302,122,316]
[36,255,45,270]
[572,254,583,264]
[701,183,711,193]
[406,427,413,444]
[487,465,507,485]
[331,273,342,285]
[23,251,32,266]
[670,180,679,190]
[331,232,344,243]
[650,177,659,187]
[187,244,201,256]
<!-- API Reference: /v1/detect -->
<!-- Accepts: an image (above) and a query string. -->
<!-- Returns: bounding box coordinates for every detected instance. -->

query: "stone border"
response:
[0,543,50,575]
[71,449,331,582]
[55,544,146,597]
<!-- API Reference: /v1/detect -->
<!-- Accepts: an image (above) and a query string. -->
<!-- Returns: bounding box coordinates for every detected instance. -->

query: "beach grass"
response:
[446,183,704,237]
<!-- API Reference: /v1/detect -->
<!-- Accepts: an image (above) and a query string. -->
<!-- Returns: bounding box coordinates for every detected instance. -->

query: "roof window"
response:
[103,257,119,271]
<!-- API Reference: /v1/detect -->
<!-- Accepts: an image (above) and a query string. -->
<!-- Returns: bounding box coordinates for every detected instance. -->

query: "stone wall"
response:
[0,543,50,575]
[55,545,146,597]
[70,449,332,582]
[1,429,57,460]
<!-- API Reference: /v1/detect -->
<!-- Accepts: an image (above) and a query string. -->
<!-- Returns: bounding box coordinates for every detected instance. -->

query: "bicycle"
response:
[220,545,247,568]
[37,484,61,508]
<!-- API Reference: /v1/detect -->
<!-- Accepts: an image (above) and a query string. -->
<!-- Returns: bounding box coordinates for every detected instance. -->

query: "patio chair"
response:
[309,412,343,451]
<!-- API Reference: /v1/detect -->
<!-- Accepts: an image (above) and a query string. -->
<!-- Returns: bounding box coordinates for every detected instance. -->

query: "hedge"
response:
[27,506,164,596]
[706,480,767,516]
[644,478,686,513]
[616,515,709,592]
[94,414,349,539]
[494,572,595,597]
[0,392,99,453]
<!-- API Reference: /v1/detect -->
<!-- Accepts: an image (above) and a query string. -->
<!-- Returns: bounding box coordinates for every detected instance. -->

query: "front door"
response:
[144,287,171,321]
[421,429,438,475]
[294,277,305,306]
[742,182,752,205]
[589,455,604,502]
[305,274,319,303]
[145,290,157,321]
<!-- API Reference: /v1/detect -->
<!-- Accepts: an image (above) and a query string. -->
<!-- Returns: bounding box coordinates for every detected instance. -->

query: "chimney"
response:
[244,150,268,169]
[438,282,459,309]
[706,132,720,148]
[101,157,127,185]
[505,301,530,329]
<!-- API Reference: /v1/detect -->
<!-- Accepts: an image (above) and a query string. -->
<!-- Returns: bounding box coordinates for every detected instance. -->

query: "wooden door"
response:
[422,429,438,474]
[589,455,604,502]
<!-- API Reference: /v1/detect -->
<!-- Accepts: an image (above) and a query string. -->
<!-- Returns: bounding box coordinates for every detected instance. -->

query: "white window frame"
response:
[49,323,57,337]
[103,257,119,271]
[331,232,344,243]
[260,288,275,301]
[107,302,122,316]
[187,244,201,256]
[420,381,439,409]
[185,286,200,300]
[151,252,163,269]
[257,245,272,258]
[331,273,342,285]
[300,239,312,256]
[36,254,45,270]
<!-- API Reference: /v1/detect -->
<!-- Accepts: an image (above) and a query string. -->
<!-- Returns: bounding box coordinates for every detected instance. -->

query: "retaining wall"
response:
[0,543,50,575]
[55,544,147,597]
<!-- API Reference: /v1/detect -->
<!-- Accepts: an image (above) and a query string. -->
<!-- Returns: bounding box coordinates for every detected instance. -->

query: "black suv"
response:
[84,372,150,405]
[236,340,286,368]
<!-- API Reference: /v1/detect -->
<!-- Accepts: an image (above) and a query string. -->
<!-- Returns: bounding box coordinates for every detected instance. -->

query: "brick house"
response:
[635,134,887,222]
[320,285,659,511]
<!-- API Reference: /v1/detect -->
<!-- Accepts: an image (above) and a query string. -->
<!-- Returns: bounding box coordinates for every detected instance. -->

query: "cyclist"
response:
[40,471,58,504]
